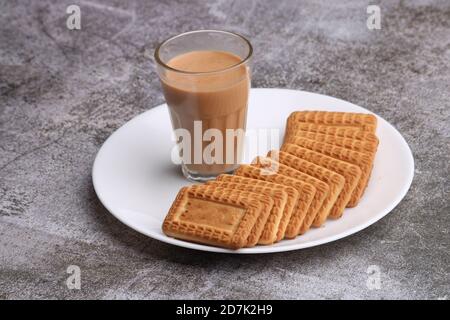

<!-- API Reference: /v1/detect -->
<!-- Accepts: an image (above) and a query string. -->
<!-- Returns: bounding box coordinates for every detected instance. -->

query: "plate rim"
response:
[92,88,415,254]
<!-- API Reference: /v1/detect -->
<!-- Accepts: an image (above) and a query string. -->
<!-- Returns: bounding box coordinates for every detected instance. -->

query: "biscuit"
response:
[267,150,345,226]
[284,137,374,207]
[162,186,273,249]
[190,185,274,248]
[252,156,329,234]
[234,165,316,239]
[285,122,378,143]
[287,111,377,133]
[215,174,299,243]
[285,122,363,139]
[206,180,288,245]
[279,144,361,218]
[286,130,379,154]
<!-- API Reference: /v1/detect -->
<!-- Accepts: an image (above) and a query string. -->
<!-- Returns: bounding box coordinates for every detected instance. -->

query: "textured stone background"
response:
[0,0,449,299]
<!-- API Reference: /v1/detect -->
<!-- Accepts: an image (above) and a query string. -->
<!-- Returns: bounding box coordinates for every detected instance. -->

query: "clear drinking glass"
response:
[154,30,253,181]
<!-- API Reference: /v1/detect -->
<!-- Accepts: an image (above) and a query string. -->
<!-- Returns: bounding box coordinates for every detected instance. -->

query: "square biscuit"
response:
[287,111,377,133]
[286,122,363,139]
[234,164,316,239]
[284,137,374,207]
[267,150,345,227]
[162,186,273,249]
[215,174,299,243]
[280,144,361,219]
[189,185,274,248]
[285,122,378,144]
[286,130,379,154]
[206,179,288,246]
[252,156,329,234]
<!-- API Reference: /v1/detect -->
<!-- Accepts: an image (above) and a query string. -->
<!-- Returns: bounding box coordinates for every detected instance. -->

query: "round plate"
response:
[92,88,414,253]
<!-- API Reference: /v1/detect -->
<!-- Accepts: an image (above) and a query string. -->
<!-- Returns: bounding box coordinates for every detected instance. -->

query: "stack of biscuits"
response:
[162,111,379,249]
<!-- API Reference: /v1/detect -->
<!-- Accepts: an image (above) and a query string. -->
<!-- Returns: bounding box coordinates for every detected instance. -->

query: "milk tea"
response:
[162,50,250,175]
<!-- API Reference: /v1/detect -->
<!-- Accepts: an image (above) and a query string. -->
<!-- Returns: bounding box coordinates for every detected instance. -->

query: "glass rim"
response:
[154,29,253,75]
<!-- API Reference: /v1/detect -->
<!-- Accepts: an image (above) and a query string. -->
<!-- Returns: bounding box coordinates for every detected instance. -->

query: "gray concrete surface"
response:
[0,0,449,300]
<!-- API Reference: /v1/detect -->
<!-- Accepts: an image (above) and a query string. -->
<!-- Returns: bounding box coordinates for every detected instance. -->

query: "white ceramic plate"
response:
[92,88,414,253]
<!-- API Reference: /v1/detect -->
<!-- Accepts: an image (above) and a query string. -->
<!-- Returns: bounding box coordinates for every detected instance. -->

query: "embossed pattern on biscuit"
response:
[215,174,300,243]
[285,123,379,144]
[287,111,377,133]
[253,156,330,234]
[286,130,379,154]
[179,197,244,231]
[284,137,373,207]
[279,144,361,219]
[162,186,268,249]
[206,180,288,246]
[234,164,316,239]
[285,122,362,139]
[268,150,345,227]
[189,185,274,248]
